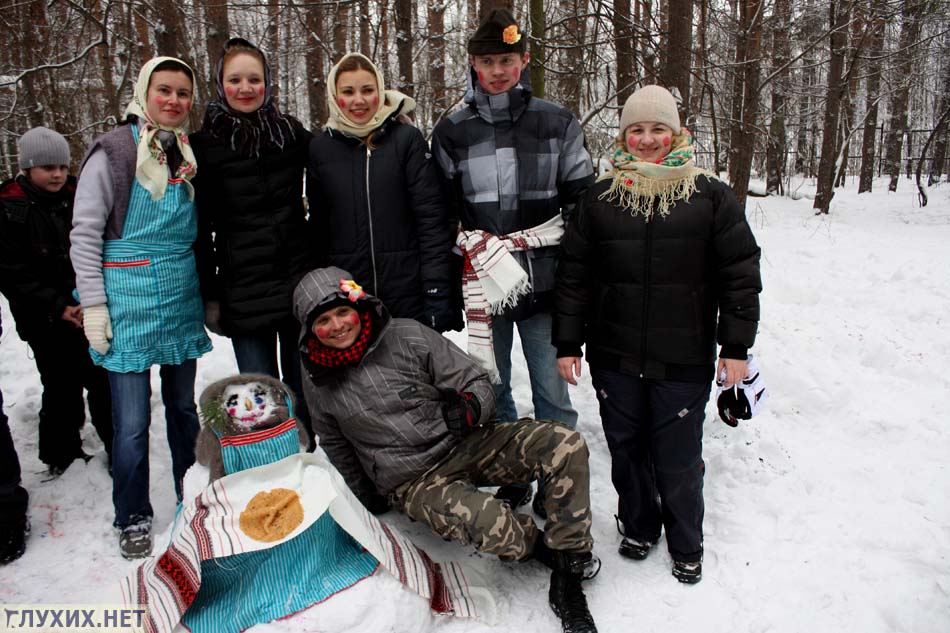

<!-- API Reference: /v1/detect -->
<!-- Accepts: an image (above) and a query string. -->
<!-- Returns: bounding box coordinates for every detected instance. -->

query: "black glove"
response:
[424,284,464,332]
[440,388,482,439]
[716,386,751,427]
[359,491,391,515]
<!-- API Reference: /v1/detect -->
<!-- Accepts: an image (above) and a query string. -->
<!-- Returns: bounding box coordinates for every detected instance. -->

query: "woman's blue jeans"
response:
[108,360,199,528]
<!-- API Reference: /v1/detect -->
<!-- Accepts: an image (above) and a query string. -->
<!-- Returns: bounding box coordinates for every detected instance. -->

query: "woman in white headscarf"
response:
[307,53,460,333]
[71,56,211,560]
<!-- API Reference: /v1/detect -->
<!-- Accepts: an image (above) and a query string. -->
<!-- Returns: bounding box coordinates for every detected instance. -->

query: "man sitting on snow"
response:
[294,266,599,633]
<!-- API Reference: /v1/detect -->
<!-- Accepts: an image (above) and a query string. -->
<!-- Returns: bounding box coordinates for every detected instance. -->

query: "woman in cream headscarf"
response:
[71,56,211,560]
[307,53,460,333]
[553,84,762,585]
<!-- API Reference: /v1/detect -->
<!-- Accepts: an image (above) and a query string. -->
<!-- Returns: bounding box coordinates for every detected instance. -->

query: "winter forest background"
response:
[1,0,949,213]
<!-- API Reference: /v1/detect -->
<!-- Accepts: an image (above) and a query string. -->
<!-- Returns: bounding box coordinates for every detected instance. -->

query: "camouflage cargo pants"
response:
[392,418,593,561]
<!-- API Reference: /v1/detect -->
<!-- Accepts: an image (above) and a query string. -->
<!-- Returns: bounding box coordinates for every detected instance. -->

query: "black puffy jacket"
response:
[0,175,79,342]
[554,175,762,383]
[191,116,315,336]
[307,121,458,331]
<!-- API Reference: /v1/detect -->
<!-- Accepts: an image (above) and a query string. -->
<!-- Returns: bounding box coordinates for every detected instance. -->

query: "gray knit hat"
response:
[18,126,70,170]
[619,85,681,134]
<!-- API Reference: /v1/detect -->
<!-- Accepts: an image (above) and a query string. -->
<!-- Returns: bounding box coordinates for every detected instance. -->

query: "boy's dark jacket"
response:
[0,175,80,341]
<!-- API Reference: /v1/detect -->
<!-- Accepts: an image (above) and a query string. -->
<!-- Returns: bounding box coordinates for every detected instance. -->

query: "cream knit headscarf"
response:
[124,56,198,201]
[325,53,415,138]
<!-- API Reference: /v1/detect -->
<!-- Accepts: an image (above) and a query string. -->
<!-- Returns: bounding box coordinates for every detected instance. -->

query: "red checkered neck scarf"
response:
[307,311,374,368]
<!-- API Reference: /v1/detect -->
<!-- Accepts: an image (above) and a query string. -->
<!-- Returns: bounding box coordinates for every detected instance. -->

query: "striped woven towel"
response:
[456,214,565,382]
[120,452,496,633]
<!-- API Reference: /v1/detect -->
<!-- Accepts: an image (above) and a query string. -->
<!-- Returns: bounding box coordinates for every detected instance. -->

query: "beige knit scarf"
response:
[598,129,713,221]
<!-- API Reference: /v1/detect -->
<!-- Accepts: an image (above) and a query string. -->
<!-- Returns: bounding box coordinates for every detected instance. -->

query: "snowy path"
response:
[1,180,948,632]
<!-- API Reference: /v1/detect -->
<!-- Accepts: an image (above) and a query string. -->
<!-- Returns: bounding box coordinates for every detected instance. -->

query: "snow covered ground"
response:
[1,178,948,632]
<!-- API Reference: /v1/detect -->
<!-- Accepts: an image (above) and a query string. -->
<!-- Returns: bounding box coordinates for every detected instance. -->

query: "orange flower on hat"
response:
[502,25,521,45]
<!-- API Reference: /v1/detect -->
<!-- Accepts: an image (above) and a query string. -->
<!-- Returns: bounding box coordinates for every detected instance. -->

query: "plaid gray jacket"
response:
[432,80,594,319]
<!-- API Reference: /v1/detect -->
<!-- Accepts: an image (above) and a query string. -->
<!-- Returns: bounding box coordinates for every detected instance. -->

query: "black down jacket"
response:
[307,121,458,331]
[191,116,315,336]
[553,175,762,383]
[0,175,80,342]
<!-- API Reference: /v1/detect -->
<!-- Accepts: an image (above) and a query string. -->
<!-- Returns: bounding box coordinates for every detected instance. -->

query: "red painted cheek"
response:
[316,327,330,339]
[345,313,360,325]
[510,67,521,82]
[338,98,347,109]
[477,71,485,84]
[225,86,235,97]
[627,135,637,148]
[371,96,378,107]
[258,86,265,95]
[228,408,236,416]
[662,137,671,146]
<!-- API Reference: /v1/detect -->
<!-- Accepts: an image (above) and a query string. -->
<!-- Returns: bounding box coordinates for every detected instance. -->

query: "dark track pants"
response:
[591,368,709,563]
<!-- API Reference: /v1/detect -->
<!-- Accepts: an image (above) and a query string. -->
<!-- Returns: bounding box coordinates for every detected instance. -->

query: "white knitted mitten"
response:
[83,304,113,355]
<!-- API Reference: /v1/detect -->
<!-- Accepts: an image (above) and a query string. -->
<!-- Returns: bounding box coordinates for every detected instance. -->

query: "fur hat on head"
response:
[620,85,681,135]
[468,8,525,55]
[18,127,70,170]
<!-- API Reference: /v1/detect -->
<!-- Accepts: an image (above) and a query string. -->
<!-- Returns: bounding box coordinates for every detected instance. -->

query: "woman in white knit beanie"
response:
[552,84,763,584]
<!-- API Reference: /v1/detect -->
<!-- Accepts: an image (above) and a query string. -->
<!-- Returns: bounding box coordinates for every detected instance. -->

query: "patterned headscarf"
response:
[124,56,198,201]
[597,128,713,221]
[325,53,415,138]
[201,38,297,157]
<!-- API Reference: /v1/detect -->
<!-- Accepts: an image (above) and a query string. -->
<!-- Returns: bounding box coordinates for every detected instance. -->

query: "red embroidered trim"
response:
[103,259,151,268]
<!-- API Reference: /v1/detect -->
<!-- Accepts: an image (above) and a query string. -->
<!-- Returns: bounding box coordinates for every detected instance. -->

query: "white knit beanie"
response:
[18,126,71,170]
[620,85,680,134]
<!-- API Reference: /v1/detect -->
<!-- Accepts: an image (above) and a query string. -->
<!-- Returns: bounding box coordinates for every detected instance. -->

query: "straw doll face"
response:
[222,382,281,431]
[146,70,193,128]
[624,121,675,163]
[223,52,266,114]
[335,69,380,125]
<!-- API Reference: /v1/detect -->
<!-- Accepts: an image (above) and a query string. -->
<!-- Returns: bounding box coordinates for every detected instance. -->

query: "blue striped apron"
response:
[92,125,211,372]
[181,419,379,632]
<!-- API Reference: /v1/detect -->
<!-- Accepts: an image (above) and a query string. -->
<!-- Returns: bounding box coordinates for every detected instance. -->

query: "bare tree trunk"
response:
[563,0,588,117]
[927,54,950,184]
[662,0,692,120]
[530,0,546,99]
[479,0,514,20]
[834,5,864,188]
[883,0,924,192]
[359,0,371,56]
[727,0,763,209]
[266,0,281,101]
[814,0,848,214]
[614,0,635,108]
[333,1,349,63]
[132,4,153,66]
[393,0,414,97]
[858,0,885,192]
[429,1,447,124]
[766,0,789,194]
[638,0,657,84]
[306,2,328,129]
[199,0,230,107]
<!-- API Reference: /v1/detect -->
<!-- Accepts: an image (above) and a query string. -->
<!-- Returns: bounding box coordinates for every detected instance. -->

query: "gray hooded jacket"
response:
[294,266,495,498]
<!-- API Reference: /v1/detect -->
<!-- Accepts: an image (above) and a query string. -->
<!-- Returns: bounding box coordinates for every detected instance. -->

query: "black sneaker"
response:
[0,518,29,565]
[618,537,653,560]
[495,483,532,508]
[672,559,702,584]
[118,519,152,560]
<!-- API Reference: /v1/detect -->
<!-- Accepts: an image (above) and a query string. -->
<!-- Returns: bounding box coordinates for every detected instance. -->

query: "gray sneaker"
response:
[118,519,152,560]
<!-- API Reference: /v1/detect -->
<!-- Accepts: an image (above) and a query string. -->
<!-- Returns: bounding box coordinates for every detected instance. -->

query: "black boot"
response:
[495,482,532,508]
[549,551,598,633]
[533,536,601,580]
[0,517,29,565]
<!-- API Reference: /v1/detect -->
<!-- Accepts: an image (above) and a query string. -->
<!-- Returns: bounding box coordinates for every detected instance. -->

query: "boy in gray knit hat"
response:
[0,126,113,482]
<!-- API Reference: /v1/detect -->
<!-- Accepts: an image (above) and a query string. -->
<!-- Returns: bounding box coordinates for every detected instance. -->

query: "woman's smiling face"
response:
[624,121,675,163]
